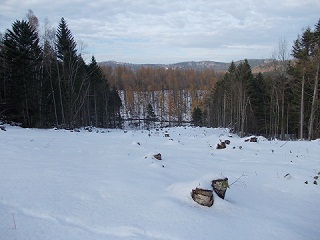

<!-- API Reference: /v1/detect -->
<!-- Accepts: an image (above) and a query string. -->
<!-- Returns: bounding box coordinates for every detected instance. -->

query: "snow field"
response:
[0,126,319,240]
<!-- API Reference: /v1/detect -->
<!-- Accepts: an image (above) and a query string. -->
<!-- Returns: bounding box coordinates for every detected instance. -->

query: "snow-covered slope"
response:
[1,126,319,240]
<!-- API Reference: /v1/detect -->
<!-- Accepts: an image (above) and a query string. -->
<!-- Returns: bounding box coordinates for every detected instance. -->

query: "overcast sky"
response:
[1,0,319,64]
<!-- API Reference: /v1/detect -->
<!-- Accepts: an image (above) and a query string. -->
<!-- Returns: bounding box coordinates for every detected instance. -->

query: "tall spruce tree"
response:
[2,20,42,126]
[87,55,110,127]
[56,18,77,63]
[55,17,85,127]
[247,72,267,135]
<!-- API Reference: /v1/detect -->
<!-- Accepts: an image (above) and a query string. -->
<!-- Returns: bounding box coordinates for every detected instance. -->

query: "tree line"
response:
[0,11,121,128]
[205,19,320,140]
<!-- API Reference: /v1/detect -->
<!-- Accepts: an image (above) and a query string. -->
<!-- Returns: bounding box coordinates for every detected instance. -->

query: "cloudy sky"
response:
[1,0,319,64]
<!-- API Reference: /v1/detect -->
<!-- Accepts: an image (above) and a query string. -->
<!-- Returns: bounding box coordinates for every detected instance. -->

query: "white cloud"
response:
[1,0,319,63]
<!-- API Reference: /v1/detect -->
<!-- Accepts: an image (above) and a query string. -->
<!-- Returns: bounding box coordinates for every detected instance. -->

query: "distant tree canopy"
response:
[0,15,121,128]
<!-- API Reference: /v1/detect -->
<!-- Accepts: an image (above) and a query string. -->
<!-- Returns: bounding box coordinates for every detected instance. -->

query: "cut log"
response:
[216,142,226,149]
[250,137,258,142]
[211,178,229,199]
[153,153,162,160]
[191,188,214,207]
[245,137,258,142]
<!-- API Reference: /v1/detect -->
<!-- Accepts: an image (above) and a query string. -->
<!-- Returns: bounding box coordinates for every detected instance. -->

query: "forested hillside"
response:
[101,66,219,127]
[99,59,271,72]
[1,11,319,139]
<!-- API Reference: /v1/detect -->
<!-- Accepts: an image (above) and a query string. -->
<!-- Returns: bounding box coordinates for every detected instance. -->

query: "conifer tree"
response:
[146,102,157,129]
[2,20,42,126]
[55,17,85,127]
[56,18,77,63]
[108,88,122,128]
[87,55,111,127]
[192,107,203,126]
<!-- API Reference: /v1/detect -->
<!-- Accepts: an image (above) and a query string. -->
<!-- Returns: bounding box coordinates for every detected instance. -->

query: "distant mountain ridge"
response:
[99,59,272,72]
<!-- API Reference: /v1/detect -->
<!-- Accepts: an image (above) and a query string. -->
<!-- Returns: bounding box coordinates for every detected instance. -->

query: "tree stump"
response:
[211,178,229,199]
[191,188,214,207]
[245,137,258,142]
[250,137,258,142]
[153,153,162,160]
[216,141,226,149]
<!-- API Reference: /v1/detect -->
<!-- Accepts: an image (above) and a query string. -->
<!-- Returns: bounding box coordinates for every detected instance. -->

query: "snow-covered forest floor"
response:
[1,126,319,240]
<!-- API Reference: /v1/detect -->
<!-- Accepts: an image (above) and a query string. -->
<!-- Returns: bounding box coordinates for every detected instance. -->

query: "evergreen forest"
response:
[0,12,122,129]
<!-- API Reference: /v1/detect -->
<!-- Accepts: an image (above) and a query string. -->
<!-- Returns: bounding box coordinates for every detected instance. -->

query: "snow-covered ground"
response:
[1,126,319,240]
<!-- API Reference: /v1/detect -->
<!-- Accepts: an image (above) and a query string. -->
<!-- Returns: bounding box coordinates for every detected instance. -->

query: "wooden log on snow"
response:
[250,137,258,142]
[153,153,162,160]
[191,188,214,207]
[245,137,258,142]
[216,141,226,149]
[211,178,229,199]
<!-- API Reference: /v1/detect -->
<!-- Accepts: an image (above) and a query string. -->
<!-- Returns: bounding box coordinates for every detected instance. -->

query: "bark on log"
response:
[245,137,257,142]
[153,153,162,160]
[250,137,257,142]
[191,188,214,207]
[216,141,226,149]
[211,178,229,199]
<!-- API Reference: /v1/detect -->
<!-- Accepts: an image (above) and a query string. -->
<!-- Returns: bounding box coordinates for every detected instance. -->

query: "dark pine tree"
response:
[87,55,110,127]
[192,107,203,126]
[2,20,42,127]
[55,17,85,128]
[145,102,157,129]
[246,72,267,135]
[108,87,122,128]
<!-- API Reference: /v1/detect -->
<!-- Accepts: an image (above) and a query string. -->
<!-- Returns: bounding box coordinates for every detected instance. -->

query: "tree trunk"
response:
[94,88,98,127]
[281,85,285,140]
[56,60,65,126]
[223,91,226,127]
[300,67,305,140]
[308,62,319,140]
